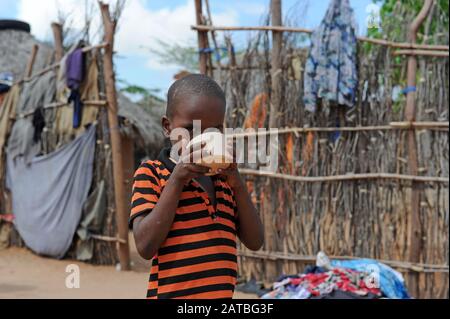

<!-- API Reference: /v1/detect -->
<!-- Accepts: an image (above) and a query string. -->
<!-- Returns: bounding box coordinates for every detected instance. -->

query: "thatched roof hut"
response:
[0,23,164,154]
[0,20,164,264]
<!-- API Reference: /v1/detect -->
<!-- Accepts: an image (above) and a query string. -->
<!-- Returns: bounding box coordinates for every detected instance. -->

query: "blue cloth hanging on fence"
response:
[303,0,358,112]
[199,46,229,62]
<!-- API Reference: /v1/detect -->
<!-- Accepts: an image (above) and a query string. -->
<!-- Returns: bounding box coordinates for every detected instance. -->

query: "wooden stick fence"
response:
[239,169,449,184]
[15,42,109,85]
[11,100,108,119]
[193,0,449,298]
[238,250,449,273]
[191,25,449,52]
[394,49,449,57]
[226,121,449,138]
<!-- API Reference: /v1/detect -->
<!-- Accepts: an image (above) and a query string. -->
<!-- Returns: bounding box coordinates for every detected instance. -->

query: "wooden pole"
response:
[51,22,64,62]
[204,0,223,79]
[194,0,208,75]
[269,0,282,128]
[99,1,130,271]
[25,44,39,77]
[238,169,449,184]
[237,250,449,272]
[262,0,283,286]
[405,0,434,298]
[393,49,449,57]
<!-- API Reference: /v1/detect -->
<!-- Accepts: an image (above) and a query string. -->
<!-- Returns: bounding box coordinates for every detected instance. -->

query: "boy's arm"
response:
[218,166,264,251]
[132,175,185,260]
[133,151,210,260]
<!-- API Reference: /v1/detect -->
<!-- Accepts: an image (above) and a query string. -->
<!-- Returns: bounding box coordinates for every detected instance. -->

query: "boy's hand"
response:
[217,140,243,189]
[171,140,210,184]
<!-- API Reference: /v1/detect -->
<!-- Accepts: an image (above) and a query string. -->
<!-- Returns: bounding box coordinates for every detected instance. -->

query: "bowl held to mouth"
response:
[186,132,233,175]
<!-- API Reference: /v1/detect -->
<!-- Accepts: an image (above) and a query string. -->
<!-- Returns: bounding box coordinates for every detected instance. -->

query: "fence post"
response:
[99,1,131,271]
[51,22,63,62]
[195,0,208,75]
[263,0,283,286]
[405,0,433,298]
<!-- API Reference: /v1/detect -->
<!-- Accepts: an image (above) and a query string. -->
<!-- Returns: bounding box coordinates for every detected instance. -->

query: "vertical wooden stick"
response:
[269,0,282,128]
[99,1,130,271]
[51,22,64,62]
[195,0,208,75]
[205,0,223,75]
[263,0,283,285]
[405,0,433,298]
[25,44,39,78]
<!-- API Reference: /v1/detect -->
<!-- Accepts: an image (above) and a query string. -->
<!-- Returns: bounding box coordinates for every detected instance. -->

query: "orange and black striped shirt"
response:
[130,147,238,299]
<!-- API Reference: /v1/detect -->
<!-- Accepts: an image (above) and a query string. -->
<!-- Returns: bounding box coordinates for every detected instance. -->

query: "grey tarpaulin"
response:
[76,179,107,261]
[6,124,96,258]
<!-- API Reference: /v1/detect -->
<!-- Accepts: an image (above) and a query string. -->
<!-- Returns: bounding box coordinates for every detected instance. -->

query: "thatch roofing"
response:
[0,29,53,81]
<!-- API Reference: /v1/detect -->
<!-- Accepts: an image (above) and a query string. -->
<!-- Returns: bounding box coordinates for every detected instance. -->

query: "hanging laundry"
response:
[5,124,96,259]
[6,71,56,163]
[54,53,100,145]
[66,48,85,128]
[32,106,45,143]
[303,0,358,113]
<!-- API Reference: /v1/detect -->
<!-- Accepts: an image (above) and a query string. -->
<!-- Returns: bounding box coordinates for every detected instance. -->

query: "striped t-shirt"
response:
[130,147,238,299]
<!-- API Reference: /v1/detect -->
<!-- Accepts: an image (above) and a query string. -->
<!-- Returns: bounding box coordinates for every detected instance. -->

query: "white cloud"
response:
[16,0,239,70]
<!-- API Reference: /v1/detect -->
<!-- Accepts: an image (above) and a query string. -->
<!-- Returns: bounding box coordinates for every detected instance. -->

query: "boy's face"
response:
[162,95,226,144]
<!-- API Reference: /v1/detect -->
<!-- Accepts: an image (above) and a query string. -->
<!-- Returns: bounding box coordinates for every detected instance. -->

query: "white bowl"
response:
[186,132,233,175]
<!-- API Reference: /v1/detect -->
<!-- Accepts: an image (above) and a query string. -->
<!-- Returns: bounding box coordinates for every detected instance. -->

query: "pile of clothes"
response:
[261,252,410,299]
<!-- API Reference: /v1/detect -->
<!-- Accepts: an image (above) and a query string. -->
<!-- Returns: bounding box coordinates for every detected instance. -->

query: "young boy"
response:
[130,74,264,299]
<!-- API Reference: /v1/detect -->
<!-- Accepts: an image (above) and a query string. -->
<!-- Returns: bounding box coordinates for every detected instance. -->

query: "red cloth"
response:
[289,268,381,297]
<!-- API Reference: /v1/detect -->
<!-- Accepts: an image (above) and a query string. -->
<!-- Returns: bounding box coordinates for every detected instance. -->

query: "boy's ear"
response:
[161,116,171,138]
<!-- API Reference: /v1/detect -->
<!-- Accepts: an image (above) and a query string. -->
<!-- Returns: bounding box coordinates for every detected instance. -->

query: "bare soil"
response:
[0,233,258,299]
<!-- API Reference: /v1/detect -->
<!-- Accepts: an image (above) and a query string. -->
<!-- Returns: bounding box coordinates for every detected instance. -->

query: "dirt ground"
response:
[0,233,258,299]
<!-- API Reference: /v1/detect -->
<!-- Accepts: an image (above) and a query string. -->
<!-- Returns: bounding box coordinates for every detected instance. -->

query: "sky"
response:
[0,0,378,99]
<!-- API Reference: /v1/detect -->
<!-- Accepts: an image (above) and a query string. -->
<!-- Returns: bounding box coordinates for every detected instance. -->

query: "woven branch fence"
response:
[197,1,449,298]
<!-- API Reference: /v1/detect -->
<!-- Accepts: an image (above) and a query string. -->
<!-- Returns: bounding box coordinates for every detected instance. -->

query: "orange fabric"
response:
[302,132,315,176]
[244,93,268,129]
[286,133,294,173]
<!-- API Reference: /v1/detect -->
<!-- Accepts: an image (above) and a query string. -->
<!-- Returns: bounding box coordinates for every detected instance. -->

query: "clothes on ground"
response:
[330,258,410,299]
[65,48,85,128]
[262,268,381,299]
[130,147,238,299]
[303,0,358,112]
[5,124,96,258]
[309,290,380,299]
[261,252,410,299]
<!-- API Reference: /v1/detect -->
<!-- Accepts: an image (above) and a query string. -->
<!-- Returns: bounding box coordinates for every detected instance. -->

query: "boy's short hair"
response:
[166,74,226,118]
